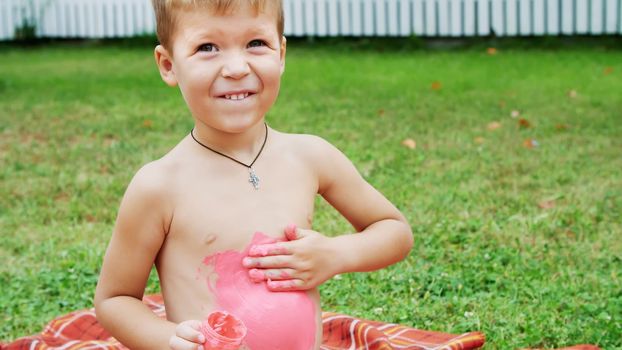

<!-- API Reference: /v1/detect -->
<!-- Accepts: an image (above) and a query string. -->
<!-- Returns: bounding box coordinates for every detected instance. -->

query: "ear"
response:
[279,36,287,75]
[154,45,178,87]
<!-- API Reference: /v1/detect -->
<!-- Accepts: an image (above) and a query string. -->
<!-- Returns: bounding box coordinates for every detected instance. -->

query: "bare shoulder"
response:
[129,138,190,190]
[273,131,358,194]
[120,149,183,230]
[128,158,174,198]
[275,131,342,161]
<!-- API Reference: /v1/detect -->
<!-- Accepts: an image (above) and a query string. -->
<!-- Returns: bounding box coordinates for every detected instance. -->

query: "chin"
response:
[218,116,265,134]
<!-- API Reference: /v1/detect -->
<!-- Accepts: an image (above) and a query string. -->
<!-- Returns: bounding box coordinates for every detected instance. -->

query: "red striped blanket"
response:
[0,295,597,350]
[1,295,483,350]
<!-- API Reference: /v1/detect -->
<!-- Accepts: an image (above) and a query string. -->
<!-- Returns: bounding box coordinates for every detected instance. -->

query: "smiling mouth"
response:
[220,92,255,101]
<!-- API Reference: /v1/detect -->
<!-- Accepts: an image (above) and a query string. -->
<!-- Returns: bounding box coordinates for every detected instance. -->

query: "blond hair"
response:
[151,0,284,50]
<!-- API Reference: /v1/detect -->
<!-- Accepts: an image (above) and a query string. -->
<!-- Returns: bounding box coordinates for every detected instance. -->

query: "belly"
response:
[202,232,317,350]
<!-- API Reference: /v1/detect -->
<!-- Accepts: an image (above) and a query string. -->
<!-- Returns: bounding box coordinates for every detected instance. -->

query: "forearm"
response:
[334,218,413,274]
[95,295,176,350]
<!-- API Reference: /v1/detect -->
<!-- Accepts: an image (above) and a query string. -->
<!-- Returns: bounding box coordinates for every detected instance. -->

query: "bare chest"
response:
[164,160,317,256]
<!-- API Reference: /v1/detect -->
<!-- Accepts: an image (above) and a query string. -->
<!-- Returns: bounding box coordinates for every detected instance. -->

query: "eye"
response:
[198,43,218,53]
[248,39,268,48]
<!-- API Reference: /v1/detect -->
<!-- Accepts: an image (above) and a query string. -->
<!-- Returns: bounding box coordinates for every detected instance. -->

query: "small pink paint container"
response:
[200,311,247,350]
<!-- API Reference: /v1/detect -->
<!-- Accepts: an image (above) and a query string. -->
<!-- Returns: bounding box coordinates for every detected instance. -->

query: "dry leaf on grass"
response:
[474,137,485,144]
[522,139,539,148]
[54,193,70,203]
[604,67,614,75]
[431,81,442,91]
[538,200,556,209]
[511,110,520,118]
[401,138,416,149]
[487,47,497,55]
[143,119,153,128]
[555,124,570,130]
[518,118,531,128]
[568,90,578,98]
[377,109,385,116]
[487,121,502,131]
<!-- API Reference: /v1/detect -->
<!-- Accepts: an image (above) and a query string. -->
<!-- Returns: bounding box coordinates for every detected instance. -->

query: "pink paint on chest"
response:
[202,232,316,350]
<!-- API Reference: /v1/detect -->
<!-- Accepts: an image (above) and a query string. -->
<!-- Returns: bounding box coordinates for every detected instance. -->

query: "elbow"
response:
[93,292,105,324]
[92,293,121,341]
[94,285,103,308]
[397,220,414,261]
[93,286,111,325]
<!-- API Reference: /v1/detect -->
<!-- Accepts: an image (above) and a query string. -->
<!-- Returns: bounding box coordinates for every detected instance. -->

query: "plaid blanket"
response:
[2,295,484,350]
[0,295,597,350]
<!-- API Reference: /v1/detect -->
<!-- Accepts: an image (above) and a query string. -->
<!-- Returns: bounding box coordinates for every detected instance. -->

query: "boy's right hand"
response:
[169,320,206,350]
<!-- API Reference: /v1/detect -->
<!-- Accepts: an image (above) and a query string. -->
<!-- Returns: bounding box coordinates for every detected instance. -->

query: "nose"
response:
[221,53,251,80]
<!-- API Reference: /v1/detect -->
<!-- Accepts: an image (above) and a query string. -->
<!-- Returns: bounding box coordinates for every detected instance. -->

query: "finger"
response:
[176,322,205,344]
[248,268,265,282]
[243,255,292,269]
[169,335,205,350]
[267,278,305,292]
[248,242,290,257]
[284,224,298,240]
[249,268,296,282]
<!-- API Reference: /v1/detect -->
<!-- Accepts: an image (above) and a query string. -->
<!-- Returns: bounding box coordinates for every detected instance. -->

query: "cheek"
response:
[254,56,283,88]
[259,72,282,107]
[177,82,216,121]
[177,69,217,104]
[263,74,281,95]
[259,73,281,108]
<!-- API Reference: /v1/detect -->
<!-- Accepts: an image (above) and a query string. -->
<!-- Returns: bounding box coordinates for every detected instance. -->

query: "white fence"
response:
[1,0,621,41]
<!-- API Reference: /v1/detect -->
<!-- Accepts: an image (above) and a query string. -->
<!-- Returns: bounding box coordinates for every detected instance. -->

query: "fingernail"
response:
[242,257,252,267]
[198,334,205,343]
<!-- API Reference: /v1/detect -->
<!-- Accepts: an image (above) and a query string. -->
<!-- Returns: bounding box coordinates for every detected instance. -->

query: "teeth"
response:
[224,93,251,100]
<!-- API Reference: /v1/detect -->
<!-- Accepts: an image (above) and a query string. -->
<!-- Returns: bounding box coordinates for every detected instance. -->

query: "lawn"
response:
[0,39,620,348]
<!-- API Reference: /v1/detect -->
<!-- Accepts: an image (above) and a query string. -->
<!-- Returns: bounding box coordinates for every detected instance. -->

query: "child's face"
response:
[155,3,286,134]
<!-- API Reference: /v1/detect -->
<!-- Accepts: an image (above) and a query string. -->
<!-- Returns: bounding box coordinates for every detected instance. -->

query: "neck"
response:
[191,121,268,162]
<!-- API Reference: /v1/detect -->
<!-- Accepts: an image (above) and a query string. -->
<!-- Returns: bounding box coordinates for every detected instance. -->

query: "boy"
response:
[94,0,413,349]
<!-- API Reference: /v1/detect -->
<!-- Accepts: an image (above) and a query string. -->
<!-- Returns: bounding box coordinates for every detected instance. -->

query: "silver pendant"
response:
[248,167,260,190]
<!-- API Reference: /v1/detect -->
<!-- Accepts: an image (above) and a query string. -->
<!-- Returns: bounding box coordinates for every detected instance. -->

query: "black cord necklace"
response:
[190,122,268,190]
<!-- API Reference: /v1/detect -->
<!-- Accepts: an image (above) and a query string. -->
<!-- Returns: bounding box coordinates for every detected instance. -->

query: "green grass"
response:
[1,40,621,348]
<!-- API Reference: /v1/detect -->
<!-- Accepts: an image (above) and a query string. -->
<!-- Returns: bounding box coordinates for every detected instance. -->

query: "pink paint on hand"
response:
[249,243,287,257]
[285,224,298,240]
[202,232,316,350]
[200,311,247,350]
[267,280,296,290]
[248,268,265,281]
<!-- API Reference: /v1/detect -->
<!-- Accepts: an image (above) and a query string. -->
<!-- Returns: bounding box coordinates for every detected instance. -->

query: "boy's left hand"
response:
[242,224,339,292]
